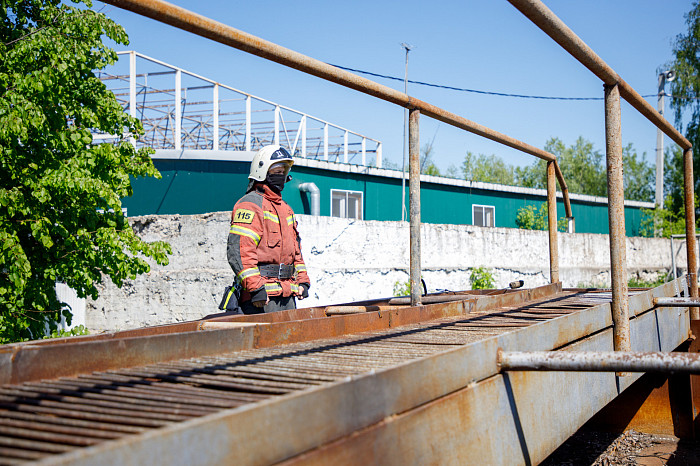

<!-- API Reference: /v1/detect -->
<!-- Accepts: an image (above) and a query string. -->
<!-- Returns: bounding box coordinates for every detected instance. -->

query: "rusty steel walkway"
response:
[0,280,693,464]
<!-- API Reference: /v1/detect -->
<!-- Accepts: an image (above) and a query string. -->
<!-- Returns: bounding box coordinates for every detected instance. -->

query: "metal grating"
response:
[0,292,613,464]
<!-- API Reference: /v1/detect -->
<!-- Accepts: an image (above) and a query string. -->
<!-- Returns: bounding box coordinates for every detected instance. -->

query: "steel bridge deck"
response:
[0,282,691,465]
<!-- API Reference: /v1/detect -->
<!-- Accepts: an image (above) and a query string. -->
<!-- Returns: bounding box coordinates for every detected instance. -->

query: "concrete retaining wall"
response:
[85,213,685,333]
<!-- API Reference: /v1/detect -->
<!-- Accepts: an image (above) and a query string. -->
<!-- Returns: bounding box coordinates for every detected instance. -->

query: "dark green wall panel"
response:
[122,159,651,237]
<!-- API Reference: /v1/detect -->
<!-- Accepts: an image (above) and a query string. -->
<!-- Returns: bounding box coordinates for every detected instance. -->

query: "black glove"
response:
[299,283,310,299]
[250,286,267,305]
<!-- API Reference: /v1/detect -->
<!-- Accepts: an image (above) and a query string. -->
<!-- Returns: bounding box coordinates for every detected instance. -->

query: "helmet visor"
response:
[269,162,292,177]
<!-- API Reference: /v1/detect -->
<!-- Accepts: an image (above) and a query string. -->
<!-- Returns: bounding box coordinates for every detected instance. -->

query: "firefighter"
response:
[227,145,310,314]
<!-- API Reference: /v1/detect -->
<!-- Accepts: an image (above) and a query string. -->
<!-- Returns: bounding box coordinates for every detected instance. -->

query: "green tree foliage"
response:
[0,0,171,343]
[663,146,685,214]
[668,2,700,228]
[639,195,698,238]
[392,279,410,297]
[670,1,700,153]
[469,266,495,290]
[420,140,441,176]
[623,145,655,202]
[462,152,515,185]
[465,137,654,202]
[515,204,568,232]
[516,137,607,195]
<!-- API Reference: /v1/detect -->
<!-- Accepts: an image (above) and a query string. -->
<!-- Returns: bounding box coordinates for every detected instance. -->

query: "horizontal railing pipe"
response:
[103,0,575,220]
[104,0,562,165]
[498,351,700,374]
[653,297,700,308]
[507,0,691,151]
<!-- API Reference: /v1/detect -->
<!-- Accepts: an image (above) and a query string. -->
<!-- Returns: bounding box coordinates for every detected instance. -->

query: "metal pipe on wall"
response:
[547,161,559,283]
[409,109,422,307]
[498,350,700,374]
[684,148,700,320]
[299,183,320,216]
[100,0,574,220]
[605,83,631,352]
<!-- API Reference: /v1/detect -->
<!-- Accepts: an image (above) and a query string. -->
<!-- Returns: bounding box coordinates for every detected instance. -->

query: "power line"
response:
[329,63,688,101]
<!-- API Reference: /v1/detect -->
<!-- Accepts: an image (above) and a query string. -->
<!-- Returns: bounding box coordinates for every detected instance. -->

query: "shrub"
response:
[470,267,495,289]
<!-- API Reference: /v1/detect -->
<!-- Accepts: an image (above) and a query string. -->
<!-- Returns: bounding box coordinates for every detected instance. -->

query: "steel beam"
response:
[498,350,700,374]
[409,109,421,306]
[546,161,559,283]
[605,83,630,352]
[653,297,700,307]
[0,284,569,385]
[684,148,699,320]
[212,83,219,150]
[44,284,689,465]
[174,68,181,150]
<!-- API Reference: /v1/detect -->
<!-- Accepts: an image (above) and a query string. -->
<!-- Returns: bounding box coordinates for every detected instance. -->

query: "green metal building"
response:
[124,150,653,236]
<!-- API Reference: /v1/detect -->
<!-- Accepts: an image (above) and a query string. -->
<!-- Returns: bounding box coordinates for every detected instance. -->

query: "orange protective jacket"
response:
[227,183,310,302]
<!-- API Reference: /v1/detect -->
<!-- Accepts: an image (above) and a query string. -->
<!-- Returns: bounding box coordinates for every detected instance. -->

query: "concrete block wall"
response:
[85,213,684,333]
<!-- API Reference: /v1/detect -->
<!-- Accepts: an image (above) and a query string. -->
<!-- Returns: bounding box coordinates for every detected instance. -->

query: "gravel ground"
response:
[541,429,700,465]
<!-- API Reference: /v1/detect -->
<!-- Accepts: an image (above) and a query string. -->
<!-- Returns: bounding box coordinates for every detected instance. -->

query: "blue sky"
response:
[94,0,694,173]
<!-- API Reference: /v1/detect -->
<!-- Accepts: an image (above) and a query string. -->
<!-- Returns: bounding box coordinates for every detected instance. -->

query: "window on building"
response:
[331,190,363,219]
[473,204,495,227]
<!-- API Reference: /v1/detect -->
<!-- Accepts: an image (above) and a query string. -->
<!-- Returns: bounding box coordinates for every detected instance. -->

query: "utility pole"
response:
[656,70,676,209]
[401,42,412,222]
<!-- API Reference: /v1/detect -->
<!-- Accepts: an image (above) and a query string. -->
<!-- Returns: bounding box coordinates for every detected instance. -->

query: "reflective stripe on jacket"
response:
[227,183,310,301]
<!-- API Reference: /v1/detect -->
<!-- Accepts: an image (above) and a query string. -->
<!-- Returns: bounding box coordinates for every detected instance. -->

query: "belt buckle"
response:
[278,263,285,280]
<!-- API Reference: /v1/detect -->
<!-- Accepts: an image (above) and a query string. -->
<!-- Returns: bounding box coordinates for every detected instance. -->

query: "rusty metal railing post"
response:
[604,83,631,352]
[409,109,422,307]
[684,148,699,320]
[546,161,559,283]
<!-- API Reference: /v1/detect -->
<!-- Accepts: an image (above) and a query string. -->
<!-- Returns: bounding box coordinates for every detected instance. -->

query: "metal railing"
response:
[96,51,383,167]
[100,0,576,308]
[507,0,699,349]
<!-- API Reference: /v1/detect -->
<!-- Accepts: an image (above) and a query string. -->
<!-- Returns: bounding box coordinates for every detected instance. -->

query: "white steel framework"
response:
[96,51,383,167]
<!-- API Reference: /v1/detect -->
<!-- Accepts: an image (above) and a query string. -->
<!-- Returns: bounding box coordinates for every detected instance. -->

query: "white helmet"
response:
[249,145,294,181]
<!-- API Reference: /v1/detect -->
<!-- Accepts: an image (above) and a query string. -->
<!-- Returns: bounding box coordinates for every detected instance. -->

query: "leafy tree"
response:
[462,152,515,185]
[0,0,171,343]
[380,141,441,175]
[545,137,606,197]
[515,204,568,232]
[663,146,685,214]
[420,141,441,176]
[622,144,654,202]
[670,1,700,153]
[513,137,653,202]
[667,1,700,229]
[639,195,698,238]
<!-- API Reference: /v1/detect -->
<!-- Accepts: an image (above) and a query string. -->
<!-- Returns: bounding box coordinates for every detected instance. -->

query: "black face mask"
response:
[266,173,286,192]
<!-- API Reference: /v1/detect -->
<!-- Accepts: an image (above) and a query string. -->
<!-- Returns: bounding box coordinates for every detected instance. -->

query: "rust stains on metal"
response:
[0,289,622,464]
[652,297,700,307]
[499,350,700,373]
[547,161,560,283]
[409,108,422,307]
[683,148,699,321]
[605,83,631,353]
[324,305,403,316]
[0,281,688,464]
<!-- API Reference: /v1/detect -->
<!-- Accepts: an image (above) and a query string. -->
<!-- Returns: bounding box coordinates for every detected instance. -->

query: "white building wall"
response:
[84,213,685,334]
